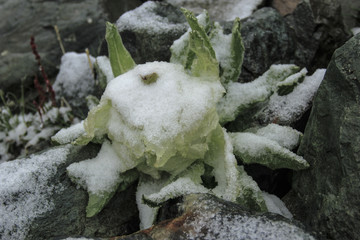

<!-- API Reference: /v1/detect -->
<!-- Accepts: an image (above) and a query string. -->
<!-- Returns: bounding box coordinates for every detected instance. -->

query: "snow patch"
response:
[117,1,188,34]
[53,52,95,107]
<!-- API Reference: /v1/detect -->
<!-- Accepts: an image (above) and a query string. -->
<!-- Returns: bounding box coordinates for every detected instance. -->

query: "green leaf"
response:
[276,68,307,96]
[105,22,136,77]
[230,132,309,170]
[180,8,215,59]
[188,30,219,79]
[204,126,266,211]
[228,17,244,83]
[170,10,211,69]
[74,100,111,145]
[86,169,139,217]
[178,8,219,79]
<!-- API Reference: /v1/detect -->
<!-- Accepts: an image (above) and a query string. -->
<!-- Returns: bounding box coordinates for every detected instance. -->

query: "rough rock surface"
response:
[238,7,297,82]
[0,144,139,240]
[116,194,315,240]
[308,0,352,70]
[0,0,144,95]
[272,0,302,16]
[164,0,264,21]
[285,34,360,240]
[116,1,188,64]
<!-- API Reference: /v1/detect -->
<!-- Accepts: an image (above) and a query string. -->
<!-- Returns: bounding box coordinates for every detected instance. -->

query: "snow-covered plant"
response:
[0,99,74,163]
[53,8,324,229]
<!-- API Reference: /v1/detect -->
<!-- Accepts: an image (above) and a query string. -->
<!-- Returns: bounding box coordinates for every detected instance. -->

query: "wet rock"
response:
[117,194,315,240]
[285,34,360,240]
[0,144,139,240]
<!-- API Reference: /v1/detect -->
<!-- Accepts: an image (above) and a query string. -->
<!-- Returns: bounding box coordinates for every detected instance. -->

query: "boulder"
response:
[0,144,139,240]
[0,0,144,96]
[285,34,360,240]
[239,7,297,82]
[308,0,352,70]
[163,0,265,21]
[0,0,106,95]
[116,1,188,64]
[115,194,315,240]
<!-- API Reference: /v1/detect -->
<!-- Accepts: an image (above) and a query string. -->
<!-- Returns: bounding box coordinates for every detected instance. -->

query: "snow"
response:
[116,1,188,34]
[52,121,85,145]
[66,141,130,195]
[165,0,264,21]
[254,123,302,150]
[262,191,293,219]
[136,177,165,229]
[230,131,309,169]
[0,145,70,240]
[96,56,114,83]
[258,69,326,124]
[146,177,209,205]
[104,61,224,145]
[210,22,232,72]
[0,103,73,163]
[53,52,96,107]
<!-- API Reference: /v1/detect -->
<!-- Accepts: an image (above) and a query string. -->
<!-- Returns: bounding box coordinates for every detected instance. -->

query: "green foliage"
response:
[105,22,136,77]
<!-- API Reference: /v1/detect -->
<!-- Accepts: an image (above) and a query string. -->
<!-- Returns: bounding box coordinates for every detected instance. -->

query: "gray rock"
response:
[339,0,360,30]
[163,0,264,21]
[116,1,188,64]
[308,0,352,70]
[0,144,139,240]
[285,34,360,240]
[0,0,145,96]
[239,7,297,82]
[118,194,316,240]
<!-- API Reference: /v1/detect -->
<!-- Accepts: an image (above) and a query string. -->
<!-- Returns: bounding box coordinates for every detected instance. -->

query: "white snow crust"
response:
[259,69,326,124]
[116,1,188,34]
[103,61,224,145]
[66,141,130,195]
[53,52,95,107]
[52,121,85,145]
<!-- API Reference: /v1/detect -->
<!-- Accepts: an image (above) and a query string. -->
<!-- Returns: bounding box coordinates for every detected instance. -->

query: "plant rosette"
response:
[53,8,315,229]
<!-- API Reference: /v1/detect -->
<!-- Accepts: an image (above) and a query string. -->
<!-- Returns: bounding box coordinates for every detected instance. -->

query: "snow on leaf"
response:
[230,132,309,170]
